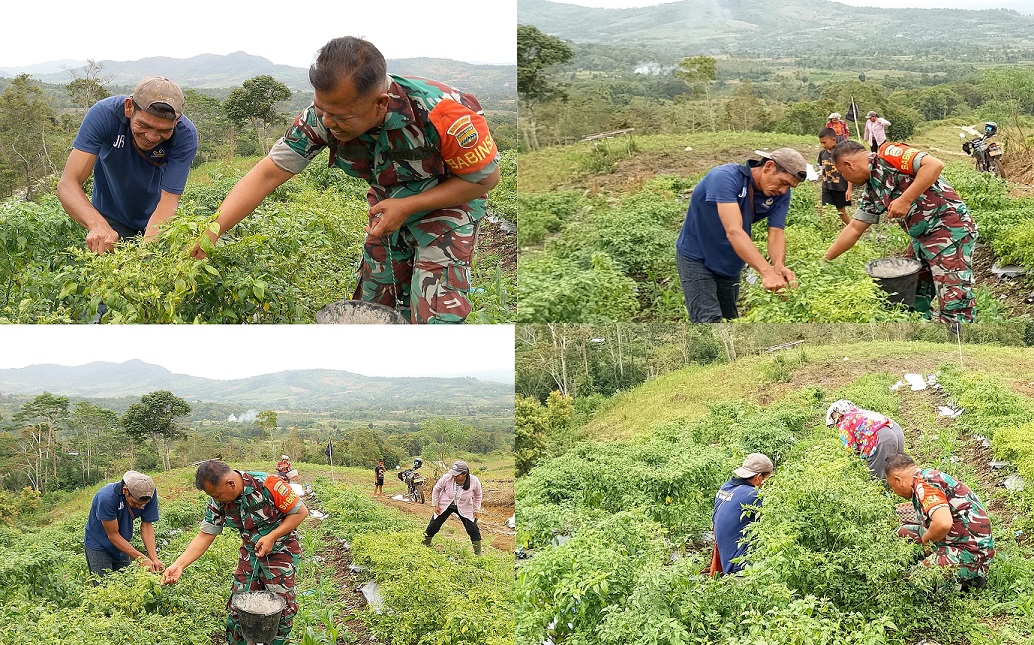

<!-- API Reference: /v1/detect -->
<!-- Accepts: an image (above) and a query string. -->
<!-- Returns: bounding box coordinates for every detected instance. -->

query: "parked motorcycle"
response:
[960,121,1005,178]
[397,458,426,504]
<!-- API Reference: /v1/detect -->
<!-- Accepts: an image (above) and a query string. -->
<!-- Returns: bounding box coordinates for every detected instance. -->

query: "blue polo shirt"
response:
[84,481,159,559]
[713,477,761,574]
[72,95,198,231]
[676,161,791,278]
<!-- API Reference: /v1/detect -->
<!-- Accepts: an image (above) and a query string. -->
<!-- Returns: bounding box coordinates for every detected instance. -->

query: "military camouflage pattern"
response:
[358,206,479,323]
[896,468,994,580]
[270,76,499,324]
[856,149,978,323]
[202,471,302,645]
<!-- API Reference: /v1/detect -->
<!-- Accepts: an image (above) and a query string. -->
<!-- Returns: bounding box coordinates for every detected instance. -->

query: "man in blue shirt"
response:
[83,470,162,578]
[676,149,808,322]
[711,453,774,575]
[58,77,198,253]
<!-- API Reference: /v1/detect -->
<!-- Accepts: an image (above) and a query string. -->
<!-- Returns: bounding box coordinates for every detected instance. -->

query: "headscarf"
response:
[828,400,891,459]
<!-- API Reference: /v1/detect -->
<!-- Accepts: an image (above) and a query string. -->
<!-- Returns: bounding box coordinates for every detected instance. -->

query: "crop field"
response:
[516,130,1033,323]
[516,341,1034,645]
[2,463,514,645]
[0,150,515,324]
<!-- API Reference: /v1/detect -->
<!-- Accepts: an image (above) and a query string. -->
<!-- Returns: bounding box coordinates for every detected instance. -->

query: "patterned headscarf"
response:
[825,400,857,426]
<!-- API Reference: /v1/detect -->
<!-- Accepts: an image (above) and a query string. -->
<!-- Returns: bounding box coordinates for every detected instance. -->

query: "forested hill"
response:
[519,0,1034,56]
[0,51,517,98]
[0,360,513,409]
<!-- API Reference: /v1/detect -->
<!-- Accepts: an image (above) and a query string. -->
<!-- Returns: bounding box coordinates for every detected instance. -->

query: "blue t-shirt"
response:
[84,481,160,559]
[713,477,761,574]
[72,95,198,231]
[676,161,791,277]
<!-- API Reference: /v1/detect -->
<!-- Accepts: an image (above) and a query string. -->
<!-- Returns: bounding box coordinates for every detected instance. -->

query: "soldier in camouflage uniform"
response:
[192,36,500,324]
[823,140,977,324]
[161,460,309,645]
[885,453,994,588]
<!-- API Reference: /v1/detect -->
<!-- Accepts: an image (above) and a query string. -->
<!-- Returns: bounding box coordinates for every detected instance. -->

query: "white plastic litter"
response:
[348,564,366,574]
[974,435,992,449]
[339,539,351,549]
[937,406,964,418]
[361,581,385,613]
[309,510,327,520]
[391,494,405,501]
[551,534,571,547]
[889,380,906,392]
[843,356,850,362]
[991,262,1027,278]
[1003,474,1025,492]
[289,483,305,497]
[508,515,516,529]
[904,374,927,391]
[990,461,1012,470]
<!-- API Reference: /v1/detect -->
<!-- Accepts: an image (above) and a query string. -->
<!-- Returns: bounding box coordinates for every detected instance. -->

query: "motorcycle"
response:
[397,462,426,504]
[960,121,1005,179]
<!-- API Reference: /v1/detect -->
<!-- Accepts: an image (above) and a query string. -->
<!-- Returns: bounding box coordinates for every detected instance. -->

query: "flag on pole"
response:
[845,100,859,122]
[324,439,334,462]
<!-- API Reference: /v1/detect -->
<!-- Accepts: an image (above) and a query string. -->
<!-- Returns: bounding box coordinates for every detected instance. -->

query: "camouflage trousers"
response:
[907,230,976,324]
[226,548,300,645]
[356,206,480,324]
[897,524,994,580]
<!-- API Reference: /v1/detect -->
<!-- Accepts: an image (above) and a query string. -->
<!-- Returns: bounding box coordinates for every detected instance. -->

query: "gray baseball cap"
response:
[448,460,470,476]
[123,471,156,500]
[132,76,184,120]
[754,148,808,181]
[734,453,774,479]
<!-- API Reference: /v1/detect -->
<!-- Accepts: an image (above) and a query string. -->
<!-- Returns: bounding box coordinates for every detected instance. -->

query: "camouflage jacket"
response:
[269,75,498,221]
[200,471,302,555]
[910,468,993,553]
[854,143,977,242]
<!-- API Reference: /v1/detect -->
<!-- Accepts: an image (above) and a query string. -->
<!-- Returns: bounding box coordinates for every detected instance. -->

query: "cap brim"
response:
[733,467,756,478]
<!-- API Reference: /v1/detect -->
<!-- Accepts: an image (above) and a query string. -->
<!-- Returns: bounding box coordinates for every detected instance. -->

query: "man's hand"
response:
[761,269,789,292]
[887,196,912,219]
[148,558,166,574]
[776,266,798,289]
[161,564,183,585]
[255,534,277,557]
[86,223,119,254]
[434,506,442,516]
[366,199,412,237]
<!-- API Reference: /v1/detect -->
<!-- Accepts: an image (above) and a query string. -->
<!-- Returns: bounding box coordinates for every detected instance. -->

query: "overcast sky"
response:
[555,0,1031,10]
[0,326,515,381]
[0,0,517,68]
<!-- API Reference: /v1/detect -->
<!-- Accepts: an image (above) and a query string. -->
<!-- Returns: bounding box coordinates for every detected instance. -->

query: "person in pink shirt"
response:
[864,111,892,152]
[422,460,484,555]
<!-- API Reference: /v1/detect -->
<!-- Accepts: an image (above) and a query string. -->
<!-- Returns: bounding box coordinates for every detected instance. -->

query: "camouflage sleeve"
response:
[268,103,330,175]
[199,498,224,535]
[853,186,884,224]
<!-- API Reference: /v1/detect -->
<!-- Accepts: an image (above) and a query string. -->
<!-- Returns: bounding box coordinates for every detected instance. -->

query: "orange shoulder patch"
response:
[264,475,299,513]
[428,99,497,176]
[878,142,922,174]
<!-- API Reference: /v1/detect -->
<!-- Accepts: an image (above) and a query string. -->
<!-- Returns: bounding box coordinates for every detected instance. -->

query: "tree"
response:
[223,75,292,155]
[517,25,573,150]
[255,410,278,438]
[0,75,60,200]
[120,391,191,470]
[13,393,70,492]
[183,89,235,164]
[64,59,110,114]
[515,395,548,476]
[67,402,119,484]
[423,418,473,478]
[676,56,718,132]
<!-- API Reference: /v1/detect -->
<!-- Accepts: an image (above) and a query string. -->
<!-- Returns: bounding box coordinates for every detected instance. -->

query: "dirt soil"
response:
[477,217,516,274]
[317,535,380,645]
[972,243,1034,317]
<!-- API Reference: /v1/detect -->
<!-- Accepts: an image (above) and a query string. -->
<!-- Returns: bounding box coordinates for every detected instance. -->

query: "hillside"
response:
[516,339,1034,644]
[0,360,514,410]
[0,51,516,98]
[519,0,1034,56]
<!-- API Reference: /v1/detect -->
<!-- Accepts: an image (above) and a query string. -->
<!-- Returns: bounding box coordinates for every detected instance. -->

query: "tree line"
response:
[517,25,1034,149]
